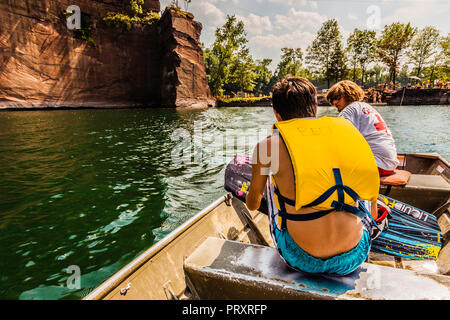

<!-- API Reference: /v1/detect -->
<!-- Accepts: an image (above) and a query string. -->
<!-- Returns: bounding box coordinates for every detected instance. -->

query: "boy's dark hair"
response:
[272,76,318,120]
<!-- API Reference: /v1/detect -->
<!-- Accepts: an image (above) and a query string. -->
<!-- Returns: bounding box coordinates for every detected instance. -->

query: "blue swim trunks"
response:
[272,226,371,276]
[266,178,372,276]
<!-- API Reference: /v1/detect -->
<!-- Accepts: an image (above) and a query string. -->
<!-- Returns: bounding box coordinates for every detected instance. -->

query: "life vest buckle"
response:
[331,200,345,211]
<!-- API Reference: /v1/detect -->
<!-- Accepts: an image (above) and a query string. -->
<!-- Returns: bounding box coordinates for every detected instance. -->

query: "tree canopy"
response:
[202,16,448,96]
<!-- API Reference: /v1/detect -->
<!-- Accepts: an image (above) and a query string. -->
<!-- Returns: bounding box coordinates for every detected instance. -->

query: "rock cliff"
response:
[386,89,450,106]
[0,0,214,109]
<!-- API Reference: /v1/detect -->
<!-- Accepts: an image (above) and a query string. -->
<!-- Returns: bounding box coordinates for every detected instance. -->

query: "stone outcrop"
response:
[386,89,450,106]
[0,0,214,109]
[158,9,214,108]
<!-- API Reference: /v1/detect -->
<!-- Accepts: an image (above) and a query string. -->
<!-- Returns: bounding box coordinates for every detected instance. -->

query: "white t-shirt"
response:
[339,101,400,171]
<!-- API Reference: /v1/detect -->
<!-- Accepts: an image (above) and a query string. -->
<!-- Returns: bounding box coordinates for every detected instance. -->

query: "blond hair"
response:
[326,80,365,104]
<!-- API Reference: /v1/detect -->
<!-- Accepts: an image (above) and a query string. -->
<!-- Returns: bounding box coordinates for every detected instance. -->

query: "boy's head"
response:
[272,76,317,121]
[326,80,365,111]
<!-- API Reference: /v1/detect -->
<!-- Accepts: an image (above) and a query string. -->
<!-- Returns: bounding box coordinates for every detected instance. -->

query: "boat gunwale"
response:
[407,152,450,168]
[83,194,229,300]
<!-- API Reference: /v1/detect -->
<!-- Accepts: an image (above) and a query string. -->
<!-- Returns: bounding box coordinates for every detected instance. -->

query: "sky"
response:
[159,0,450,70]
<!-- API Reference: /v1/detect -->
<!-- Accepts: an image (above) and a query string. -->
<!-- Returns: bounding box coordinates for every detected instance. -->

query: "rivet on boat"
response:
[119,283,131,296]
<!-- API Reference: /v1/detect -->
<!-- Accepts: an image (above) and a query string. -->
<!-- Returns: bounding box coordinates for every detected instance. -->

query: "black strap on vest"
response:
[274,168,368,230]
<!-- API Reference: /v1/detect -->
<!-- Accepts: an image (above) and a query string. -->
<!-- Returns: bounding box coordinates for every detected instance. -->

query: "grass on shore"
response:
[216,96,272,105]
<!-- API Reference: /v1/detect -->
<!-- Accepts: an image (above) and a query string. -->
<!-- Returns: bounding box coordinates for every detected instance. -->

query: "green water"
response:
[0,105,449,299]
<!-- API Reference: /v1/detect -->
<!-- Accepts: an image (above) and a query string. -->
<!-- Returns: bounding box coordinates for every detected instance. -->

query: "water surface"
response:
[0,105,448,299]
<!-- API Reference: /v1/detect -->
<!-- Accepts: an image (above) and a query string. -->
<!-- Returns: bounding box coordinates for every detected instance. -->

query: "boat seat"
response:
[380,169,411,186]
[408,174,450,190]
[183,237,450,300]
[380,174,450,212]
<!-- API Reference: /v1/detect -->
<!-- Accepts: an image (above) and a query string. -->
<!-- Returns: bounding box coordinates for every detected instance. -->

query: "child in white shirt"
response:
[326,80,399,175]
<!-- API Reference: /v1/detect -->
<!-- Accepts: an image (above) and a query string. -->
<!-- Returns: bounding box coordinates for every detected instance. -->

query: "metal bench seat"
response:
[184,237,450,300]
[380,174,450,212]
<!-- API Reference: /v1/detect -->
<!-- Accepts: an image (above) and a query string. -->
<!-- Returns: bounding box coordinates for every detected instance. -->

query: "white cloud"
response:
[309,1,318,9]
[347,13,358,21]
[274,8,327,30]
[236,13,273,35]
[380,0,449,28]
[268,0,317,7]
[189,1,227,27]
[251,30,316,52]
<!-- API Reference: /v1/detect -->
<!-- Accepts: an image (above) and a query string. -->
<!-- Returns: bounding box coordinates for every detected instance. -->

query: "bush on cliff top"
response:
[103,0,160,32]
[103,11,160,31]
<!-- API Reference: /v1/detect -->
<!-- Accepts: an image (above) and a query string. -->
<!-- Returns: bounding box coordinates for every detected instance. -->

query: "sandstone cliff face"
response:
[158,9,214,108]
[0,0,213,109]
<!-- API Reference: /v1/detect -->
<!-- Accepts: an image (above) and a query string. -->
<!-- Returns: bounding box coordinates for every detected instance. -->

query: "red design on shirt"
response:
[374,114,391,136]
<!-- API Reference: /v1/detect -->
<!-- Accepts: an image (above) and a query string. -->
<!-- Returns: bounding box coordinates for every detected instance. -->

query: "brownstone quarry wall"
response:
[158,9,214,108]
[0,0,214,109]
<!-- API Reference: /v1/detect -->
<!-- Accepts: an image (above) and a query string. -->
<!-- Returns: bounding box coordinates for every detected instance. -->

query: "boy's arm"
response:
[246,139,271,211]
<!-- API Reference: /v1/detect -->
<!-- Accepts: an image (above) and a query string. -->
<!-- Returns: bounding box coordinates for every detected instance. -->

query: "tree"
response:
[329,42,348,84]
[276,48,303,79]
[306,19,346,88]
[408,26,440,78]
[371,64,384,84]
[377,22,416,85]
[347,29,377,86]
[228,47,258,93]
[253,59,274,96]
[205,15,248,96]
[428,33,450,83]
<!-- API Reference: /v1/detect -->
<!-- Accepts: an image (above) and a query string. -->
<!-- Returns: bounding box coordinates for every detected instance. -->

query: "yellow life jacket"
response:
[272,116,380,228]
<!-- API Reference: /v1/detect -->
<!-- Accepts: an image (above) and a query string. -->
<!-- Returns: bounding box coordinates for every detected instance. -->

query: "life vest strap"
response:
[274,168,372,230]
[273,187,296,207]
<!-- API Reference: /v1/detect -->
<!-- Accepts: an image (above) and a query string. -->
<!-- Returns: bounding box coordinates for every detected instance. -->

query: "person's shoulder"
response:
[339,102,360,116]
[346,101,375,115]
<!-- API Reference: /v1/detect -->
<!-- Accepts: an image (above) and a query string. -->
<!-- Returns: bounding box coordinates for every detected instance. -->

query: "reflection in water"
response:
[0,105,448,299]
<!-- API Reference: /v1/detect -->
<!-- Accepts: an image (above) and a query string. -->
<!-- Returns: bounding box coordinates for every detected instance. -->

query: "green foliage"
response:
[377,22,416,84]
[205,15,249,96]
[204,16,446,94]
[253,59,275,96]
[228,47,258,92]
[103,0,160,31]
[216,96,272,106]
[347,29,377,85]
[276,48,303,79]
[306,19,347,88]
[408,26,441,77]
[130,0,144,16]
